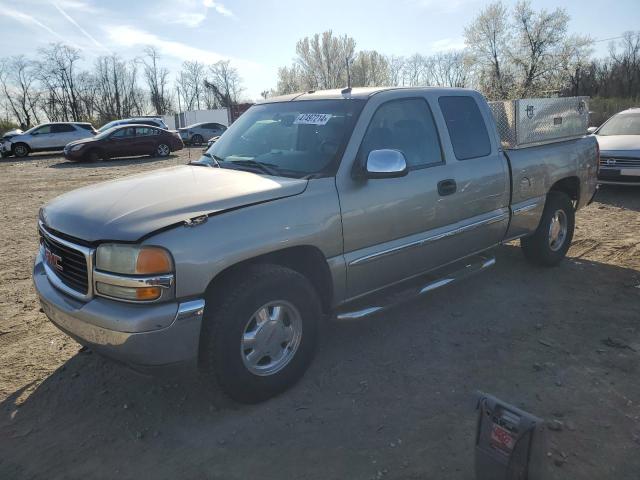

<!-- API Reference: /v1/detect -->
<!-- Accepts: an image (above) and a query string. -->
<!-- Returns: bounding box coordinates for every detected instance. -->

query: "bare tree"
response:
[609,31,640,97]
[0,56,41,127]
[351,50,390,87]
[176,61,206,111]
[142,47,171,115]
[92,54,145,122]
[464,1,511,98]
[294,30,356,90]
[205,60,243,107]
[276,65,305,95]
[36,43,84,121]
[387,55,405,86]
[429,51,470,87]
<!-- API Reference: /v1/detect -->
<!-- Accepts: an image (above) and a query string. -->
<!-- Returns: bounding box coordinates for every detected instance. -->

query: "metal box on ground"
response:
[474,391,546,480]
[489,96,589,149]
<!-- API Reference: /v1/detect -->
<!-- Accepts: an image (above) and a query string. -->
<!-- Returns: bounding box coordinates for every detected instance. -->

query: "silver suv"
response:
[3,122,96,158]
[178,122,227,145]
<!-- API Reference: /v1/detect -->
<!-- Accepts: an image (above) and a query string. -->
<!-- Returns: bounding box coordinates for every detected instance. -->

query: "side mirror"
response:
[587,126,598,135]
[365,149,408,179]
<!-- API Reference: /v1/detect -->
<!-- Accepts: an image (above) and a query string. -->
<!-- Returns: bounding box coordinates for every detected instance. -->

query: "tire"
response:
[521,191,575,267]
[12,143,30,158]
[191,134,203,145]
[155,143,171,157]
[86,149,102,162]
[200,264,321,403]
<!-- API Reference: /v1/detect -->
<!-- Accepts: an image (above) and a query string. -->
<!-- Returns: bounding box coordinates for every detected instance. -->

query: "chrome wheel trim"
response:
[548,209,568,251]
[157,144,170,156]
[241,300,303,376]
[192,134,203,145]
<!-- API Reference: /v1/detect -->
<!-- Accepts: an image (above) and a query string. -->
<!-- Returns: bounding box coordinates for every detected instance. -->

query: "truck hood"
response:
[41,165,308,242]
[596,135,640,157]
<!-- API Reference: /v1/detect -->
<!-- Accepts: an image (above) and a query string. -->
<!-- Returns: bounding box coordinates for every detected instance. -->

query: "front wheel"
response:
[521,191,575,266]
[155,143,171,157]
[12,143,30,158]
[199,264,320,403]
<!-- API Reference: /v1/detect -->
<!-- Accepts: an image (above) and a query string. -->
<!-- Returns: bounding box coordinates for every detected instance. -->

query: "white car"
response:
[592,108,640,185]
[3,122,96,158]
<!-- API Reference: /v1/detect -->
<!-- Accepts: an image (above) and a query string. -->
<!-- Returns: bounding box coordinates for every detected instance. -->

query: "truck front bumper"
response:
[34,254,205,369]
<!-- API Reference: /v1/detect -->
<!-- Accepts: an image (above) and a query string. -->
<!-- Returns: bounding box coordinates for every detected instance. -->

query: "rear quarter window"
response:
[438,96,491,160]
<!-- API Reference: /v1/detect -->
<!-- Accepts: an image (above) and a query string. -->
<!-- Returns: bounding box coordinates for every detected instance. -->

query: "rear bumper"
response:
[34,254,204,368]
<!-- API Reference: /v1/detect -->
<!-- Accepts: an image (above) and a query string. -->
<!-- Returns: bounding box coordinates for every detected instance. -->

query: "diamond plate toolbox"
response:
[489,96,589,149]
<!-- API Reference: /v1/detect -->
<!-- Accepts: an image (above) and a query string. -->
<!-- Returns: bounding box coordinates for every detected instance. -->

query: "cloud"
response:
[169,12,207,27]
[104,25,229,64]
[0,7,81,48]
[51,1,111,53]
[405,0,477,14]
[203,0,233,17]
[429,38,466,52]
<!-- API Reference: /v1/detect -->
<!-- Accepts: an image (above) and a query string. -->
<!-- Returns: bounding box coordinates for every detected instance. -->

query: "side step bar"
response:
[335,254,496,320]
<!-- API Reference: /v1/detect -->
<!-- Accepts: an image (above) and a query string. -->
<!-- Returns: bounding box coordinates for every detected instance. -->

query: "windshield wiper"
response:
[190,152,222,167]
[228,159,280,176]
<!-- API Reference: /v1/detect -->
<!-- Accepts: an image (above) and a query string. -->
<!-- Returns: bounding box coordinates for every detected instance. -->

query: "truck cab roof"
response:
[261,86,475,104]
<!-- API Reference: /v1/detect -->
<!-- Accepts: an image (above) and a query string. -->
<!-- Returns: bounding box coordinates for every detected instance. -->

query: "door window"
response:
[360,98,443,169]
[51,124,76,133]
[135,127,154,136]
[32,125,52,135]
[111,127,135,138]
[438,96,491,160]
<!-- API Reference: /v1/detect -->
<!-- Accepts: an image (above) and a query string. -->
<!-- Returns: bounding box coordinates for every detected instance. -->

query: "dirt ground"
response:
[0,149,639,480]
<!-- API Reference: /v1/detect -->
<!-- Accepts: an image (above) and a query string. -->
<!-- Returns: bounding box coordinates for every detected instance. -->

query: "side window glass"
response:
[136,127,151,136]
[52,124,75,133]
[34,125,52,134]
[360,98,443,168]
[111,127,135,138]
[438,96,491,160]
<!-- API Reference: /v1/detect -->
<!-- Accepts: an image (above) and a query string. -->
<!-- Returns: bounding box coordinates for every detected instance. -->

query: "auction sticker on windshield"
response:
[294,113,332,125]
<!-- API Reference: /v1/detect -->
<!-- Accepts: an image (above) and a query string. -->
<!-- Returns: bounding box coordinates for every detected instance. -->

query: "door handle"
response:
[437,179,457,196]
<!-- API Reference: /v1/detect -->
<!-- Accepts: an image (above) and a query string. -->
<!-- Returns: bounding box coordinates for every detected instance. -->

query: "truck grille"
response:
[600,156,640,168]
[39,229,89,294]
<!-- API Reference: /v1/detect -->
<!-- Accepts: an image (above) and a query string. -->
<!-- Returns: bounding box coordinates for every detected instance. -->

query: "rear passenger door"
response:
[133,127,157,154]
[51,124,81,148]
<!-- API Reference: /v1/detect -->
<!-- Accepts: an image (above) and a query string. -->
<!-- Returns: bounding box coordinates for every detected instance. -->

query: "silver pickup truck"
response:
[34,87,598,403]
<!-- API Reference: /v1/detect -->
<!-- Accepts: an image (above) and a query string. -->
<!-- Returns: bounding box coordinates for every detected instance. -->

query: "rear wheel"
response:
[12,143,29,158]
[155,143,171,157]
[521,191,575,266]
[199,264,320,403]
[191,134,203,145]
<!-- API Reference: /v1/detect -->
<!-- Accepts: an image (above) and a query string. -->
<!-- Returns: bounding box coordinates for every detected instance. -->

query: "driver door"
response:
[29,125,54,150]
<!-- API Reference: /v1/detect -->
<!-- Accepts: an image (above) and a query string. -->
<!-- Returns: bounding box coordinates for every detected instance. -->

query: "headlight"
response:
[70,144,85,151]
[95,244,174,301]
[96,244,173,275]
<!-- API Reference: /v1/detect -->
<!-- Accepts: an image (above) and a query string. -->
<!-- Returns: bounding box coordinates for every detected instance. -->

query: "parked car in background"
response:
[35,87,597,403]
[97,117,168,133]
[591,108,640,185]
[178,122,227,145]
[0,128,24,158]
[1,122,96,158]
[63,124,183,161]
[204,135,221,150]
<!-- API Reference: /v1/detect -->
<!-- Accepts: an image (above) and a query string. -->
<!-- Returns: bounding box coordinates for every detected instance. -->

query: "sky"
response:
[0,0,638,102]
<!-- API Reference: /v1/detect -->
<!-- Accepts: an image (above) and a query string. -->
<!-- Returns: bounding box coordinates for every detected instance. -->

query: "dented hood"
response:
[41,165,307,242]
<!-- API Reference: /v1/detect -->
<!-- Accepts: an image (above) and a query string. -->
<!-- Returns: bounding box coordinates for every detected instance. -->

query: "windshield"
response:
[598,113,640,136]
[94,127,119,139]
[97,121,119,133]
[201,99,366,178]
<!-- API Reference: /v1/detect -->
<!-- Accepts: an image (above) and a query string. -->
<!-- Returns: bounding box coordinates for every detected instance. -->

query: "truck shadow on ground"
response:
[595,185,640,212]
[1,245,639,480]
[49,155,184,169]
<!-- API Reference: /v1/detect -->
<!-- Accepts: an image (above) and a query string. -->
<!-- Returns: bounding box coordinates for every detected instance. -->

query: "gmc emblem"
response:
[44,247,63,272]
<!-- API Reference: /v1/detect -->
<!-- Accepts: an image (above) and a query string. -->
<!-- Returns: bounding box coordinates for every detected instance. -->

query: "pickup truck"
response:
[34,87,598,403]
